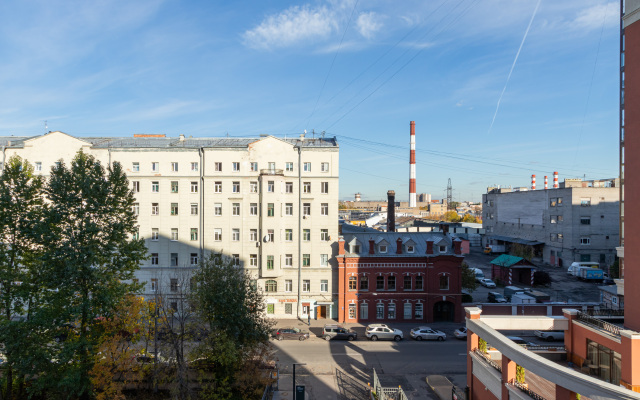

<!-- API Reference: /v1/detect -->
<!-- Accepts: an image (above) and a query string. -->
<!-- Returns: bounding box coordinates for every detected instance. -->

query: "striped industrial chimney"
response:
[409,121,416,208]
[544,176,548,190]
[531,174,536,190]
[553,171,559,188]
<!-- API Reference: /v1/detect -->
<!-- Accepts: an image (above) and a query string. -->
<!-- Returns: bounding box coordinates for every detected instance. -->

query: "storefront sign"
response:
[278,298,297,303]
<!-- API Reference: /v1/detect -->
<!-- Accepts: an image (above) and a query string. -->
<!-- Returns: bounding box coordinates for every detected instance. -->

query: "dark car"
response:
[273,327,310,341]
[488,292,507,303]
[322,324,357,341]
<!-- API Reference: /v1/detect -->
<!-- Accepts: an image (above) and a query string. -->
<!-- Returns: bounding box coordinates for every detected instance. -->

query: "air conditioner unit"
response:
[264,235,270,242]
[303,215,308,219]
[256,242,261,247]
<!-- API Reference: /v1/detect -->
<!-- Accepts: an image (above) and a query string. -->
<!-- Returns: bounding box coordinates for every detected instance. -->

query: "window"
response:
[321,280,328,292]
[190,228,198,241]
[558,215,564,222]
[379,245,387,253]
[250,181,258,193]
[232,162,240,172]
[285,229,293,241]
[350,243,361,253]
[152,228,159,241]
[250,203,258,216]
[303,203,311,216]
[267,181,274,192]
[151,203,159,215]
[348,277,357,290]
[580,237,591,245]
[320,254,328,267]
[321,162,329,172]
[376,304,384,319]
[191,162,198,171]
[303,229,310,241]
[190,203,198,215]
[232,254,240,266]
[407,245,414,253]
[171,162,178,172]
[404,276,412,290]
[267,203,274,217]
[132,181,140,192]
[557,197,563,206]
[267,229,274,242]
[171,228,178,241]
[214,228,222,241]
[285,254,293,267]
[267,255,274,270]
[250,254,257,267]
[169,181,178,193]
[303,254,310,267]
[285,182,293,193]
[360,303,368,319]
[190,253,198,265]
[170,279,178,292]
[152,181,159,192]
[303,162,311,172]
[232,203,240,216]
[415,276,423,290]
[171,203,179,215]
[250,162,258,172]
[285,280,292,292]
[267,304,274,314]
[388,304,396,319]
[191,182,198,193]
[321,182,328,194]
[303,182,311,193]
[170,253,178,267]
[232,182,240,193]
[214,181,222,193]
[388,276,396,290]
[132,162,139,172]
[232,229,240,241]
[214,203,222,216]
[268,162,275,171]
[581,198,591,207]
[439,245,447,253]
[581,217,591,225]
[558,233,564,243]
[265,280,277,292]
[360,276,369,290]
[214,162,222,172]
[152,162,159,172]
[349,304,356,319]
[550,234,557,242]
[439,274,449,290]
[303,280,310,292]
[415,303,423,319]
[132,203,140,215]
[285,303,292,314]
[286,162,293,171]
[321,229,329,241]
[550,216,557,224]
[151,278,158,292]
[151,253,159,265]
[376,276,384,290]
[132,229,139,240]
[321,203,328,215]
[250,229,258,241]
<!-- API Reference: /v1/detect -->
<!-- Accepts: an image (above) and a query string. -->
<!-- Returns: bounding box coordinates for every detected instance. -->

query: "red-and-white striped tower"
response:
[409,121,417,207]
[544,175,548,190]
[553,171,559,188]
[531,174,536,190]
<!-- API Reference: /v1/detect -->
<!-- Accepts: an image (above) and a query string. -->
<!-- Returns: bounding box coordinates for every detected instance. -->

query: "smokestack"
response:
[409,121,417,208]
[531,174,536,190]
[544,176,548,190]
[387,190,396,232]
[553,171,559,188]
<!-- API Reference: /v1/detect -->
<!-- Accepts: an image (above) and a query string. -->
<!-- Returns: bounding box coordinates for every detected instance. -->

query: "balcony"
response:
[576,311,621,337]
[260,169,283,176]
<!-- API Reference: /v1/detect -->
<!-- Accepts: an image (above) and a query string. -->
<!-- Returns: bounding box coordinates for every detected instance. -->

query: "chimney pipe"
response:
[544,175,548,190]
[531,174,536,190]
[553,171,559,188]
[387,190,396,232]
[409,121,417,208]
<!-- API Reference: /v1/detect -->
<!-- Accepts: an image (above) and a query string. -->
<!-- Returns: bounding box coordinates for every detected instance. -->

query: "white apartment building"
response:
[1,131,340,319]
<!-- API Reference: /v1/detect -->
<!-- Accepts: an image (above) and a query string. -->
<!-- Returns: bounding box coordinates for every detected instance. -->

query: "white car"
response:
[454,327,467,340]
[480,278,497,288]
[410,327,446,341]
[534,330,565,342]
[366,325,403,341]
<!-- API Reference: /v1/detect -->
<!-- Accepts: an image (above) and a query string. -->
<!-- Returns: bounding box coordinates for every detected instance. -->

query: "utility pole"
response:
[447,178,453,210]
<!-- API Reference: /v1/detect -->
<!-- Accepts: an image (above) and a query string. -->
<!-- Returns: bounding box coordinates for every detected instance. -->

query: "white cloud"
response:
[242,5,338,50]
[571,1,618,31]
[356,12,383,39]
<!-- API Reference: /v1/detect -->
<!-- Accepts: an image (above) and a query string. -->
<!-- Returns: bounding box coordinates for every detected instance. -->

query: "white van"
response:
[472,268,485,282]
[567,262,600,276]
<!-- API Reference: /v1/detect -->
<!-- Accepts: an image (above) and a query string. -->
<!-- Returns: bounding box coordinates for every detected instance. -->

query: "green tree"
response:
[34,151,147,399]
[510,243,533,261]
[461,262,479,292]
[0,156,45,400]
[609,259,620,279]
[443,211,460,222]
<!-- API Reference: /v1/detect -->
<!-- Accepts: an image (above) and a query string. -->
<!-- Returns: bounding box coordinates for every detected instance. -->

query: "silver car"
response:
[366,325,403,341]
[410,326,446,341]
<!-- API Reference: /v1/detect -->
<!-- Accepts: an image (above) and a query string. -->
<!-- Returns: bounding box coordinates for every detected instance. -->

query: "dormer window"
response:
[379,245,387,253]
[406,245,415,253]
[350,244,361,253]
[439,245,447,253]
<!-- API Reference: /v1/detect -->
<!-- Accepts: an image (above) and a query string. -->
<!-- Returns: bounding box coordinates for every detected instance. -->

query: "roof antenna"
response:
[44,120,48,133]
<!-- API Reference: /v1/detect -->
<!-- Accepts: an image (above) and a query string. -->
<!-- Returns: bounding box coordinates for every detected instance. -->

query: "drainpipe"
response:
[1,146,6,172]
[297,141,302,319]
[199,148,205,260]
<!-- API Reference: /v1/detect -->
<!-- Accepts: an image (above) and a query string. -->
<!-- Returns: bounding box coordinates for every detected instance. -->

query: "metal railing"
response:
[509,381,547,400]
[372,369,408,400]
[260,169,284,176]
[586,308,624,317]
[473,348,502,372]
[577,311,621,336]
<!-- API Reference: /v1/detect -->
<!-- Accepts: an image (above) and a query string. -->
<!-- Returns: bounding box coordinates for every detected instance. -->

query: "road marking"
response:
[458,353,467,356]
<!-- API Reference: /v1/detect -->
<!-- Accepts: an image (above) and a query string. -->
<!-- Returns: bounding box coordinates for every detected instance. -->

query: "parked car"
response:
[322,324,357,341]
[410,326,446,341]
[480,278,497,288]
[507,336,535,347]
[533,330,565,342]
[365,325,403,341]
[487,292,507,303]
[453,327,467,340]
[273,328,310,341]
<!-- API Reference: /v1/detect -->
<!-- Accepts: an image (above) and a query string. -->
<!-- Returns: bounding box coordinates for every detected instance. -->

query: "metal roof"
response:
[341,230,456,257]
[490,254,535,268]
[487,235,544,246]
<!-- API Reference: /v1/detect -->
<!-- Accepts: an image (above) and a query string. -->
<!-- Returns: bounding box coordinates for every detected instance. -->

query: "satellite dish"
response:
[264,235,270,242]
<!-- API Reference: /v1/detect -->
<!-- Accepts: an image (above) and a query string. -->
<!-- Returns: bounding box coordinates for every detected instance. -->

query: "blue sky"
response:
[0,0,620,202]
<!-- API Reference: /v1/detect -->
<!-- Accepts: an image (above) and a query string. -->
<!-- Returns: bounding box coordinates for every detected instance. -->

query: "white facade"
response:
[1,132,339,319]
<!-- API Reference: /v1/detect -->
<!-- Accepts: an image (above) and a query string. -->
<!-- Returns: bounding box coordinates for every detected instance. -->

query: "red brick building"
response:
[337,227,464,324]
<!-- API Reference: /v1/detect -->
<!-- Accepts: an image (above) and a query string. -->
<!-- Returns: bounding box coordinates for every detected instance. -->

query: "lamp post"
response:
[292,362,306,399]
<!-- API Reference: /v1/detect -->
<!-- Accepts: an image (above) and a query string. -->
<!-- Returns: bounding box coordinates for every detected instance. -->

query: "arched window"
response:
[265,280,277,292]
[348,276,357,290]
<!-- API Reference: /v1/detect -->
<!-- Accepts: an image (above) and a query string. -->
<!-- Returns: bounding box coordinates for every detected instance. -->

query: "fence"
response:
[577,311,621,336]
[371,369,408,400]
[509,381,547,400]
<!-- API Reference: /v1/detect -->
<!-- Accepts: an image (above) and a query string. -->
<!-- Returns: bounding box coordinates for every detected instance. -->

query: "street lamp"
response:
[292,362,306,399]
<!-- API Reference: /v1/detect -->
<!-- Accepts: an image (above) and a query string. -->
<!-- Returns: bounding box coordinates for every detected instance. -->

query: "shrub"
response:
[533,271,552,286]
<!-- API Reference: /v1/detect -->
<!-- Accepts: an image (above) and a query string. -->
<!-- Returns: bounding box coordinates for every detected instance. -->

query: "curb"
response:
[426,375,453,400]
